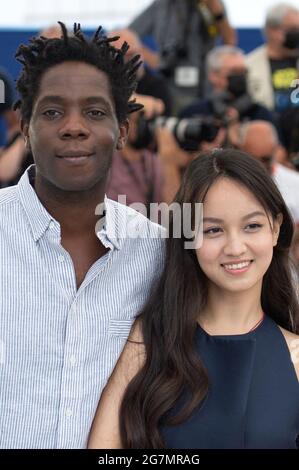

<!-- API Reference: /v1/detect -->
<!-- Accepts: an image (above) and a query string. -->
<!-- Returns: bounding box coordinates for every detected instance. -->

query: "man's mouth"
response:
[56,151,94,163]
[56,151,94,158]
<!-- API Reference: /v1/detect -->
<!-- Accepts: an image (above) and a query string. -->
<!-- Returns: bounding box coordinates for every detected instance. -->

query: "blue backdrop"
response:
[0,27,264,82]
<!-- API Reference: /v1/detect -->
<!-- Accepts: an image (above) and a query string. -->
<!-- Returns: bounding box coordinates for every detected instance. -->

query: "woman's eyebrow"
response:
[203,211,266,223]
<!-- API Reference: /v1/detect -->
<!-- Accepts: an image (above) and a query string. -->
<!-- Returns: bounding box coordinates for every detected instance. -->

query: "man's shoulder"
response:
[249,103,274,122]
[276,164,299,184]
[0,185,18,208]
[246,45,267,64]
[179,98,211,118]
[106,197,167,241]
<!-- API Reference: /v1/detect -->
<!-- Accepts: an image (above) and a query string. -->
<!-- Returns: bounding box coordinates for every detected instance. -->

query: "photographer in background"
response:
[246,3,299,113]
[237,120,299,225]
[106,94,196,208]
[108,28,172,115]
[129,0,236,114]
[105,29,176,211]
[0,68,28,187]
[278,104,299,168]
[106,95,166,212]
[238,121,299,276]
[180,46,276,149]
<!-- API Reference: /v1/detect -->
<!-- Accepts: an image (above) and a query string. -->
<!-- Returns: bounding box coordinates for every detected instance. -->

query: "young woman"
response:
[88,148,299,449]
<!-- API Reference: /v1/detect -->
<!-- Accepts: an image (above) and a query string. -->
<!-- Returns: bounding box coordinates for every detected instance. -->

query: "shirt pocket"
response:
[108,319,133,340]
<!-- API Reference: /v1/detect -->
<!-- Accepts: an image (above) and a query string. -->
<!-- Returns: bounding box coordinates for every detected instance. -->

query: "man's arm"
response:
[129,1,160,69]
[155,127,192,204]
[204,0,237,45]
[140,45,160,69]
[129,1,157,37]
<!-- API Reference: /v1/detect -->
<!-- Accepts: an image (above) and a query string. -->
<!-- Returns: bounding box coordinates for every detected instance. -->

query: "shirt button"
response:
[69,355,77,366]
[65,408,73,418]
[49,221,55,230]
[58,255,65,263]
[70,305,77,314]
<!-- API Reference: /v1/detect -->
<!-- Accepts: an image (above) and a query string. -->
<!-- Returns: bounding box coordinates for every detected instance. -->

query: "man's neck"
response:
[34,176,106,237]
[267,43,297,60]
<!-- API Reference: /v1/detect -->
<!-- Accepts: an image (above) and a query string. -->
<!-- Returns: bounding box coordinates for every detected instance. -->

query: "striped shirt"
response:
[0,167,165,449]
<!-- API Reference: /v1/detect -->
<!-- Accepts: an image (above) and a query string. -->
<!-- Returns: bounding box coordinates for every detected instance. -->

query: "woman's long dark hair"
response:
[119,148,299,448]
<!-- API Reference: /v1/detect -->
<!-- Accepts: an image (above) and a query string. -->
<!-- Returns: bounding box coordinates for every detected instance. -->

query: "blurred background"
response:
[0,0,298,79]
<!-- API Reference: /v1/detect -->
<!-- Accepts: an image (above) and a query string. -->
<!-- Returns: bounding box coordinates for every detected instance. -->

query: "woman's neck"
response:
[199,285,264,335]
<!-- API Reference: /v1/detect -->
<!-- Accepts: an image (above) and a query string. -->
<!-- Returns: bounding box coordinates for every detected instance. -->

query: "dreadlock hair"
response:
[14,22,143,123]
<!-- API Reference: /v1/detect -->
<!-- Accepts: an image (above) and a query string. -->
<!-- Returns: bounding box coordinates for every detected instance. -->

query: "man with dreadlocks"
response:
[0,22,165,448]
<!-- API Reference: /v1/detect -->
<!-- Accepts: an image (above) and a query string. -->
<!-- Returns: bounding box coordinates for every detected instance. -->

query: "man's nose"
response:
[58,111,90,139]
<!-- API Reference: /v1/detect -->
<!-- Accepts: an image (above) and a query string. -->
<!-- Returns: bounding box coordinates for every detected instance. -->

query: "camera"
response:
[131,114,221,151]
[159,44,187,77]
[211,91,255,120]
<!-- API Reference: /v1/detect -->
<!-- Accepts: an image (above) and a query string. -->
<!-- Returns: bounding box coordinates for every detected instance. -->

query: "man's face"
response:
[210,54,247,92]
[22,61,128,192]
[267,11,299,53]
[282,10,299,31]
[241,131,276,176]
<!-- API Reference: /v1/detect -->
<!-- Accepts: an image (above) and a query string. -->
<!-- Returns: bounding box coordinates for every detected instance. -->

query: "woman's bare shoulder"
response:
[278,326,299,381]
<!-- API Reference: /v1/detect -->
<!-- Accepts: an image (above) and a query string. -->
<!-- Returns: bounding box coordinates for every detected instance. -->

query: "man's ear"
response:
[21,119,31,152]
[116,119,129,150]
[208,70,220,89]
[273,213,283,246]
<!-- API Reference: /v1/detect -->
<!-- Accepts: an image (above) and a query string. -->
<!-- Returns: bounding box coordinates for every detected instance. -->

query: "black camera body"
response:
[211,91,255,120]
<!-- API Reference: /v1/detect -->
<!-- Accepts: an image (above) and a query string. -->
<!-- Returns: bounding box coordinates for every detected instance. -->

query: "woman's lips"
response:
[221,260,253,275]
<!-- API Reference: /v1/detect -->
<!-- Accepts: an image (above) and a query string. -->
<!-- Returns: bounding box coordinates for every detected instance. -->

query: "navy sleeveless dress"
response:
[161,315,299,449]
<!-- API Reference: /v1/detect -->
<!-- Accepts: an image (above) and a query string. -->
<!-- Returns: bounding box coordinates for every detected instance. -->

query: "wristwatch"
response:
[214,11,226,22]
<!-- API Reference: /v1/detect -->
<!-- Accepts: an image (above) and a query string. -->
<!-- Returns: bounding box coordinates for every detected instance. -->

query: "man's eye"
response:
[43,110,61,118]
[87,110,104,117]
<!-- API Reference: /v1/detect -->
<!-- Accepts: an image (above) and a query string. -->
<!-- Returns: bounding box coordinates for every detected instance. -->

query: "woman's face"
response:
[196,177,282,295]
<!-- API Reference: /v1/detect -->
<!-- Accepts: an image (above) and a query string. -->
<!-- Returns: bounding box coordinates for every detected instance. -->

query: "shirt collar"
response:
[17,165,58,242]
[16,165,120,249]
[96,196,121,250]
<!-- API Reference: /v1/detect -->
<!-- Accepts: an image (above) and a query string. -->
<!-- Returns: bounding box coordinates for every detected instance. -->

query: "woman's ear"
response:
[273,213,283,246]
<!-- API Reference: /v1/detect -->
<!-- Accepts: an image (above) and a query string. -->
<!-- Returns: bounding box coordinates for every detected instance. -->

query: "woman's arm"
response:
[88,321,145,448]
[279,327,299,381]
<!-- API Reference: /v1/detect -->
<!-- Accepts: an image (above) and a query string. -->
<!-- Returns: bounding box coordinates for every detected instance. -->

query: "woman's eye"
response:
[203,227,222,235]
[246,223,262,231]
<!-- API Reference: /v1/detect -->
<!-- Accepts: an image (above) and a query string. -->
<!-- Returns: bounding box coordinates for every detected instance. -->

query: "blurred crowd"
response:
[1,1,299,268]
